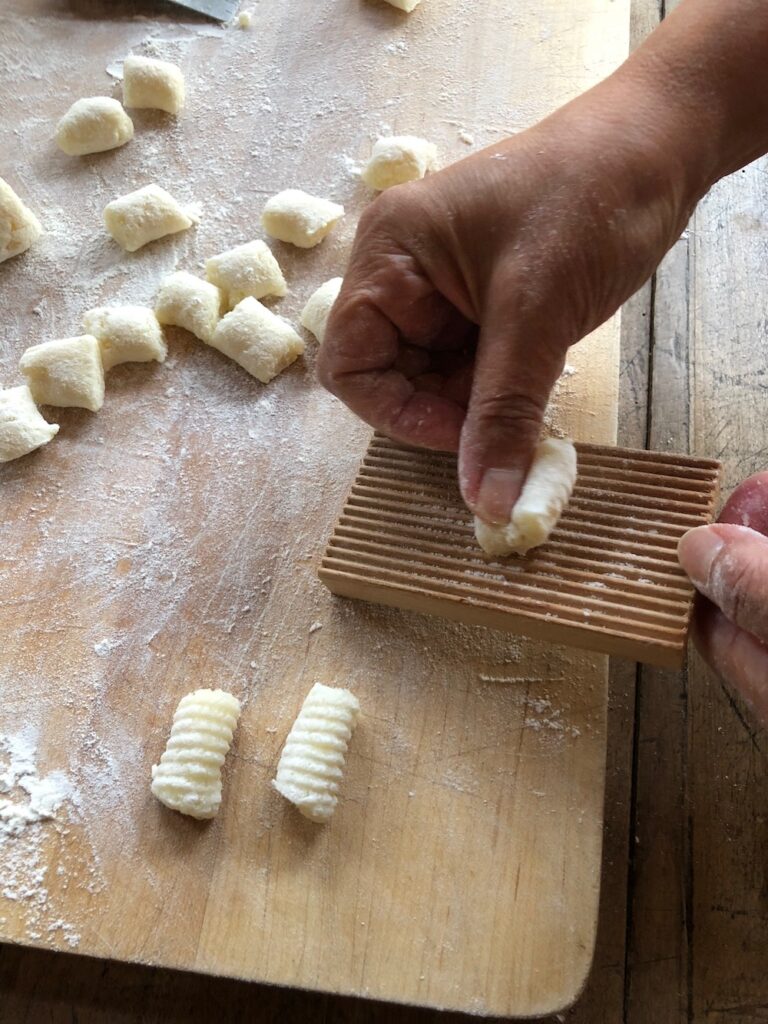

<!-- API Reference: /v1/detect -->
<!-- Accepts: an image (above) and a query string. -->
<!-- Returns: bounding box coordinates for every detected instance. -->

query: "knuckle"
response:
[469,390,545,434]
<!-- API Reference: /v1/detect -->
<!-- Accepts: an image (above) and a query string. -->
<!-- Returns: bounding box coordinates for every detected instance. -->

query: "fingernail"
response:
[678,526,725,590]
[476,468,524,524]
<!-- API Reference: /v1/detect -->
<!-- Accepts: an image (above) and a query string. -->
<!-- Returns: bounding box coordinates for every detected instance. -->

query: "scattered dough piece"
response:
[475,438,578,556]
[0,178,43,264]
[83,305,167,371]
[55,97,134,156]
[383,0,423,11]
[205,240,287,309]
[104,184,193,252]
[210,297,304,383]
[0,385,59,463]
[261,189,344,249]
[20,335,105,412]
[151,688,241,820]
[122,55,185,115]
[237,10,252,27]
[273,682,360,823]
[155,271,222,343]
[361,135,438,191]
[300,277,343,343]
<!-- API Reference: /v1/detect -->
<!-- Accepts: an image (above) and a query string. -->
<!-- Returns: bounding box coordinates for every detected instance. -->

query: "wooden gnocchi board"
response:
[0,0,630,1016]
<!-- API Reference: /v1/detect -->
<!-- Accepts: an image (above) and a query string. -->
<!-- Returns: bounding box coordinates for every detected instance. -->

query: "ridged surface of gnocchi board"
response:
[320,437,721,668]
[0,0,630,1016]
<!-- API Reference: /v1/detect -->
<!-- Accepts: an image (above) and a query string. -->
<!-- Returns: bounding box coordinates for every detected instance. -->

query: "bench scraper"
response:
[168,0,240,19]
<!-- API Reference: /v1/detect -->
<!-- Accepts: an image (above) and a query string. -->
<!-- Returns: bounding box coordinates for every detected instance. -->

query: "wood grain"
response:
[0,0,631,1017]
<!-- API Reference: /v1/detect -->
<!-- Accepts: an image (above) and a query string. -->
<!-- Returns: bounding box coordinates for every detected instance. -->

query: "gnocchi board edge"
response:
[318,436,723,669]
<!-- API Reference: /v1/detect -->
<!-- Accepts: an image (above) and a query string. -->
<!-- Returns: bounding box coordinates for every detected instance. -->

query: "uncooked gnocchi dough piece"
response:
[151,688,241,820]
[0,385,59,463]
[383,0,423,11]
[300,277,342,343]
[261,189,344,249]
[0,178,43,264]
[361,135,437,190]
[272,682,360,823]
[474,438,578,556]
[210,297,304,384]
[205,240,287,309]
[104,184,193,252]
[83,305,167,371]
[19,335,105,412]
[122,55,185,114]
[154,271,222,343]
[55,97,134,156]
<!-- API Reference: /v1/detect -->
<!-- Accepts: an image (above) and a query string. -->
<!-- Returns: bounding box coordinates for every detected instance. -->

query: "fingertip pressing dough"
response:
[151,688,241,820]
[261,189,344,249]
[55,97,134,156]
[104,184,193,252]
[83,305,167,371]
[122,55,185,114]
[0,178,43,264]
[383,0,423,11]
[361,135,438,190]
[205,240,287,309]
[19,335,105,412]
[272,682,360,823]
[210,297,304,384]
[154,271,222,343]
[300,277,343,343]
[475,438,578,556]
[0,385,59,463]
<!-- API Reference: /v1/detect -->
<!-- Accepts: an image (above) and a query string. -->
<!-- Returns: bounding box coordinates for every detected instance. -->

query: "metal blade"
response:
[167,0,240,20]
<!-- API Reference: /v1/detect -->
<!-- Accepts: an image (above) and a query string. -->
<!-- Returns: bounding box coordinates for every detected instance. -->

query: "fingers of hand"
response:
[678,523,768,641]
[718,470,768,533]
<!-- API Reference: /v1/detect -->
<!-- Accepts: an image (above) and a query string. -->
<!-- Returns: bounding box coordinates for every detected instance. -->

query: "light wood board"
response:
[0,0,629,1016]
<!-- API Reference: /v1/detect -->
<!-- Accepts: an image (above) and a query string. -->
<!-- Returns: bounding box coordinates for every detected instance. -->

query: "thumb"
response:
[458,289,568,523]
[678,523,768,641]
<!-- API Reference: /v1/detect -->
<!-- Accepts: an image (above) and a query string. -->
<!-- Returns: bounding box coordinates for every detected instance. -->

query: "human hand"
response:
[678,473,768,727]
[318,77,706,523]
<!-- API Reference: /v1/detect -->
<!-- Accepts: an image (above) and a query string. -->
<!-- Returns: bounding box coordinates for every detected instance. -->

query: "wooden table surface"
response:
[3,0,768,1021]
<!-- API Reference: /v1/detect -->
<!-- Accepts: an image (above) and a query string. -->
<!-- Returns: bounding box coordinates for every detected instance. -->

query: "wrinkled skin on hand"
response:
[678,473,768,727]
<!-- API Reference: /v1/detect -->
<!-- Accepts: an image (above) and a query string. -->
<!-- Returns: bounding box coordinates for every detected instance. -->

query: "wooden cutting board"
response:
[0,0,629,1016]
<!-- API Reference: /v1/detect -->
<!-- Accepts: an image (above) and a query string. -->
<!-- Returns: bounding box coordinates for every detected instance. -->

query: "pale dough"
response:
[122,55,185,114]
[300,277,343,343]
[272,682,360,823]
[154,271,222,343]
[83,305,167,371]
[210,297,304,384]
[0,178,43,264]
[55,97,134,156]
[383,0,423,11]
[261,189,344,249]
[0,385,59,463]
[474,438,578,556]
[205,240,287,309]
[104,184,193,252]
[151,689,241,820]
[19,335,105,412]
[361,135,438,190]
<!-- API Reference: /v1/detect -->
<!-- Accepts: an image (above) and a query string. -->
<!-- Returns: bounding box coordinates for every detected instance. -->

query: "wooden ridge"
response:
[319,436,722,667]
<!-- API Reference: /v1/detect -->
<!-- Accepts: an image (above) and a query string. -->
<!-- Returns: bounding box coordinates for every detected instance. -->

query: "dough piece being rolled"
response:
[155,271,222,343]
[151,688,241,820]
[0,385,59,463]
[474,438,578,556]
[272,682,360,823]
[205,240,287,308]
[261,189,344,249]
[123,55,185,114]
[55,97,134,156]
[361,135,437,191]
[300,277,342,343]
[20,335,105,412]
[0,178,43,264]
[210,297,304,383]
[104,184,193,252]
[383,0,423,10]
[83,305,167,371]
